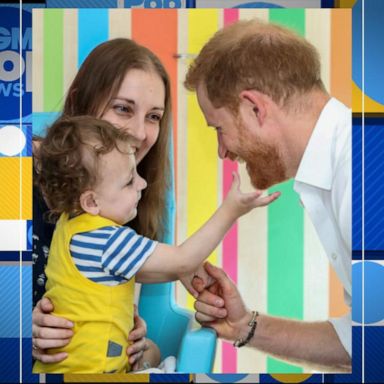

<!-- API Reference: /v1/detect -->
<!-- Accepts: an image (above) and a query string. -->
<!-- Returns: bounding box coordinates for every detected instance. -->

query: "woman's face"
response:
[101,68,166,164]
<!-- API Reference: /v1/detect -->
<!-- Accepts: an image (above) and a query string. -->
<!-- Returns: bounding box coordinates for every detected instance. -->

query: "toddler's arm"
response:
[135,172,280,283]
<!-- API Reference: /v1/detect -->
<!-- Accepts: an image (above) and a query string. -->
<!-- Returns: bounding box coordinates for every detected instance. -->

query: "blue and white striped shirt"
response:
[69,226,157,286]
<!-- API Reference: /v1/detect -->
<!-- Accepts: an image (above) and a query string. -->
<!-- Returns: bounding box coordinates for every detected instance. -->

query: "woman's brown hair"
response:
[62,38,171,241]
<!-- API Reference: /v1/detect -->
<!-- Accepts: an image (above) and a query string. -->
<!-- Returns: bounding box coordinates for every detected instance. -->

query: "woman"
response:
[32,38,205,370]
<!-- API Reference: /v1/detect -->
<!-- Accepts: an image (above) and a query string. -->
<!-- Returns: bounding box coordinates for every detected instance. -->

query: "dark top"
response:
[32,177,55,308]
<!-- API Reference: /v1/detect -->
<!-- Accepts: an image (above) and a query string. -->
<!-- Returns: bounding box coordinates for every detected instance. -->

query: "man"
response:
[185,19,351,372]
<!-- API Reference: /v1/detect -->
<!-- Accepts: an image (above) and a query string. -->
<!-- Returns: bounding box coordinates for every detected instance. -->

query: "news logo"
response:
[0,7,32,121]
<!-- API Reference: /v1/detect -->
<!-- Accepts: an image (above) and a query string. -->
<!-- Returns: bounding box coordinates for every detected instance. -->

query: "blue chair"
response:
[139,282,217,373]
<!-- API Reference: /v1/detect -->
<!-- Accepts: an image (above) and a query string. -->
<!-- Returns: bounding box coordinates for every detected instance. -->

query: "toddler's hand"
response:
[224,171,280,217]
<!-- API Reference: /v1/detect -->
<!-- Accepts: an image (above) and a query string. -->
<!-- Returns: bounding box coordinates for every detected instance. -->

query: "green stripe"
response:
[269,8,305,37]
[267,9,305,374]
[44,10,63,112]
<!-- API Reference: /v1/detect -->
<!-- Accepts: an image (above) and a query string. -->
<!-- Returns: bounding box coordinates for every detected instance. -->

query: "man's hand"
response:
[193,262,251,342]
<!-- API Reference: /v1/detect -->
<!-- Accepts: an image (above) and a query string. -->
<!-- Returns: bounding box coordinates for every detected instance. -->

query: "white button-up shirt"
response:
[294,97,352,356]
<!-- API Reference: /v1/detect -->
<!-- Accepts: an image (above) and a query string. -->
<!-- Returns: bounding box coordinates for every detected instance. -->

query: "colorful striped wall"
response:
[32,8,351,373]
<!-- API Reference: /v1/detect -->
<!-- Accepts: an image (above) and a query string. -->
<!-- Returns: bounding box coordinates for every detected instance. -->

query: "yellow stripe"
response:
[109,9,132,39]
[32,9,44,113]
[186,9,219,310]
[63,10,78,96]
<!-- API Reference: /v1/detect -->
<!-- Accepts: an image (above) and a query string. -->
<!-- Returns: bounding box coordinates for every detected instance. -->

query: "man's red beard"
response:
[230,122,287,190]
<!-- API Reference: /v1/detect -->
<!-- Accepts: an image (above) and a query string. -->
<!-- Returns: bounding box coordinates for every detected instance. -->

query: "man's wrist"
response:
[231,311,255,343]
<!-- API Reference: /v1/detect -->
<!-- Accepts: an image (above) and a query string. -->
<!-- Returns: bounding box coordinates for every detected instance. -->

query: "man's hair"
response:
[185,19,325,110]
[36,116,134,220]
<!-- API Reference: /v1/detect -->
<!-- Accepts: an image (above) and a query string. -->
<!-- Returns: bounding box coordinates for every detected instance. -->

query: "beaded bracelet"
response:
[233,311,259,348]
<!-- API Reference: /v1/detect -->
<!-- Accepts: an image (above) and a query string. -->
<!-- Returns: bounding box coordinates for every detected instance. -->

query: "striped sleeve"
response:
[101,226,157,280]
[70,227,118,284]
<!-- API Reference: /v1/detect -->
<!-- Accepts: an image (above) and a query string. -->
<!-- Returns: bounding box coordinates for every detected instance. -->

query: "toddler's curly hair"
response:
[36,115,134,221]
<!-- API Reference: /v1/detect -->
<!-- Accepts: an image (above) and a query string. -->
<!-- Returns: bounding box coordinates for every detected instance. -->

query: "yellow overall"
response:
[33,213,135,373]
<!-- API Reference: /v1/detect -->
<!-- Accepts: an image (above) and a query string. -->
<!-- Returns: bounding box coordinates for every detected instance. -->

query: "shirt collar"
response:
[294,97,347,191]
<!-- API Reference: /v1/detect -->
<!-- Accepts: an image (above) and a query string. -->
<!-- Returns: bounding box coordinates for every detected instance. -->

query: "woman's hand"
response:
[127,305,150,369]
[32,297,74,363]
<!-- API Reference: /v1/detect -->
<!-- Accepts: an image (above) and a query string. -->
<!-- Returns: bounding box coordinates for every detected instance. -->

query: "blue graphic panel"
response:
[0,266,32,338]
[352,261,384,324]
[0,338,38,383]
[352,118,362,253]
[260,374,323,383]
[353,0,384,106]
[0,7,32,120]
[0,124,31,157]
[353,118,384,256]
[365,327,384,383]
[364,120,384,251]
[27,220,32,250]
[47,0,117,6]
[324,326,362,383]
[0,251,32,262]
[150,373,190,382]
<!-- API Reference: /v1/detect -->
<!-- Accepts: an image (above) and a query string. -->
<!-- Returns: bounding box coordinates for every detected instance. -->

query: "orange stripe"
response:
[131,10,178,185]
[331,9,352,108]
[329,266,350,317]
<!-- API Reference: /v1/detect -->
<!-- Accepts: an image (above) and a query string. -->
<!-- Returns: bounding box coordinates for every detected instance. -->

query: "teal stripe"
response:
[267,9,305,374]
[43,10,63,112]
[78,9,109,67]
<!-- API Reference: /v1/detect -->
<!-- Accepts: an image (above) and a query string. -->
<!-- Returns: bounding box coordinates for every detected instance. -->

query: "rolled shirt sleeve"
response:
[328,311,352,357]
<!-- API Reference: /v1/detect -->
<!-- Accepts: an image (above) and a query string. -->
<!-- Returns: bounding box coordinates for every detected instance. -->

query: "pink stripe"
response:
[222,159,238,374]
[224,8,239,26]
[222,9,239,374]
